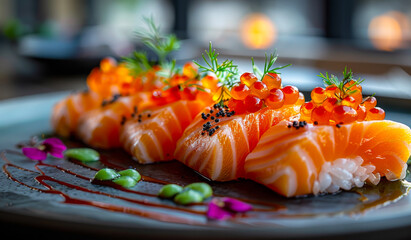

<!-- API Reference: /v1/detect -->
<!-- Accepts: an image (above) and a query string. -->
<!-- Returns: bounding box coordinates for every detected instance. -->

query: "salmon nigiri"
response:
[175,48,303,181]
[245,120,411,197]
[76,92,155,149]
[51,57,151,137]
[76,60,215,149]
[245,68,411,197]
[174,101,301,181]
[120,100,208,163]
[51,90,102,137]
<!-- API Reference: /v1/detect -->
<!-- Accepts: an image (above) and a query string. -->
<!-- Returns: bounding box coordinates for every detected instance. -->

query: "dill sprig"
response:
[318,67,364,100]
[251,52,291,80]
[136,16,180,65]
[122,51,152,76]
[123,16,180,77]
[194,42,239,105]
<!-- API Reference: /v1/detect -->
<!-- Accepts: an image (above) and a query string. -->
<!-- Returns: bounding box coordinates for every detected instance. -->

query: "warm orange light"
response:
[241,14,276,49]
[368,11,409,51]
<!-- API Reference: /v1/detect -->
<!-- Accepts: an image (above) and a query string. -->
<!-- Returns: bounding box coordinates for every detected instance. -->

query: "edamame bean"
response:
[112,176,137,188]
[94,168,119,181]
[185,182,213,198]
[64,148,100,162]
[158,184,183,198]
[118,169,141,182]
[174,189,204,205]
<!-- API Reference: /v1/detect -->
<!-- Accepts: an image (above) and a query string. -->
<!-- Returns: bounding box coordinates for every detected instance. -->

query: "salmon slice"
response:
[120,100,206,164]
[174,104,301,181]
[76,92,154,149]
[51,91,102,137]
[244,120,411,197]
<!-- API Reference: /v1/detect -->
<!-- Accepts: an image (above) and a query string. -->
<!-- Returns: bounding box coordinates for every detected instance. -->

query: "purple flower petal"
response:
[222,197,253,213]
[207,200,234,220]
[43,138,66,158]
[22,147,48,161]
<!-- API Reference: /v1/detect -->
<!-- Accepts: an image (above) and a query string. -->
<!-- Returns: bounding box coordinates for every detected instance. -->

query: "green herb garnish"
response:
[122,51,152,77]
[194,42,239,106]
[251,52,291,81]
[122,16,180,77]
[135,16,180,65]
[317,67,364,100]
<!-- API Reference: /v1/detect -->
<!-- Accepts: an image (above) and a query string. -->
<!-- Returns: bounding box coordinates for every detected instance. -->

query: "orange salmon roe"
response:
[240,72,258,87]
[262,72,282,89]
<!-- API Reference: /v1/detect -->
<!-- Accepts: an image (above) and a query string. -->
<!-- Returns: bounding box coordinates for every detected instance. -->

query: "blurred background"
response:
[0,0,410,112]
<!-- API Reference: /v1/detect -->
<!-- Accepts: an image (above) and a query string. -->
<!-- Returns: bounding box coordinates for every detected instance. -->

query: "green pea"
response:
[158,184,183,199]
[174,189,204,205]
[94,168,119,181]
[112,176,137,188]
[118,169,141,182]
[185,182,213,198]
[64,148,100,162]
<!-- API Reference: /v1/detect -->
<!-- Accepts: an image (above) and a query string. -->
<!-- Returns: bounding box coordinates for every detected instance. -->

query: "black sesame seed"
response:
[314,121,318,125]
[336,124,341,128]
[210,110,214,114]
[215,119,220,123]
[215,126,220,129]
[288,124,292,128]
[211,116,215,120]
[147,113,151,117]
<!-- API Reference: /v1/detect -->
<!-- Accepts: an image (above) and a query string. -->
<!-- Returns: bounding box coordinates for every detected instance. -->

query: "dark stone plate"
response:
[1,92,411,240]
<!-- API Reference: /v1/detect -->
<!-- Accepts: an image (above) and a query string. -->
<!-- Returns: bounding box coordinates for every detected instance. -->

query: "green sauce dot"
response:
[174,189,204,205]
[185,182,213,198]
[94,168,119,181]
[118,169,141,182]
[112,176,137,188]
[65,148,100,162]
[158,184,183,199]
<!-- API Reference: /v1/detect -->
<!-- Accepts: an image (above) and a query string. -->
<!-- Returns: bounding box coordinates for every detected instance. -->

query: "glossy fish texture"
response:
[245,120,411,197]
[51,91,102,137]
[120,100,206,164]
[174,104,301,181]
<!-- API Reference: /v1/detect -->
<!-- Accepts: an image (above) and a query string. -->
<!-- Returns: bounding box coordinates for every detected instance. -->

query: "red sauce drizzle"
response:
[1,149,284,226]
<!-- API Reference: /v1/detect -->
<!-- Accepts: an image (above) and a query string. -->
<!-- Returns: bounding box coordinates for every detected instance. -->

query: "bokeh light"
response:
[368,11,410,51]
[240,14,276,49]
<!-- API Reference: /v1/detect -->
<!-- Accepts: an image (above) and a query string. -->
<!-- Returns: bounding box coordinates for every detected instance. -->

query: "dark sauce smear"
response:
[1,137,410,227]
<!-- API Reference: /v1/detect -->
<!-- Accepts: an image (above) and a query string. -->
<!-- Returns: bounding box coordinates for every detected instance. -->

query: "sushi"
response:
[51,90,102,137]
[76,92,154,148]
[76,61,214,149]
[175,50,303,181]
[120,99,209,163]
[244,120,411,197]
[51,57,159,138]
[245,68,411,197]
[174,103,302,181]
